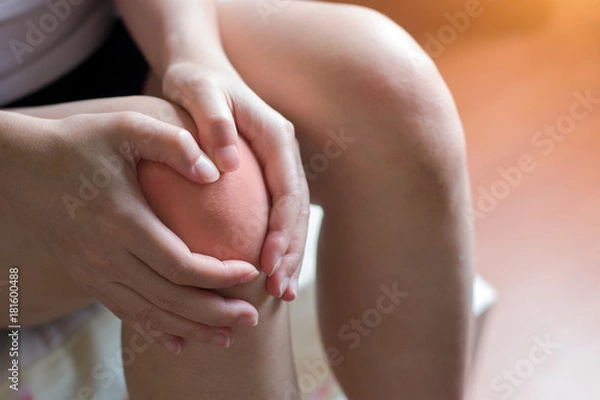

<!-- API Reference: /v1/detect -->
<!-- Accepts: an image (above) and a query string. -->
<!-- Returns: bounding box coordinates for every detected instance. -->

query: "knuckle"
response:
[134,304,161,328]
[163,258,189,285]
[284,187,303,207]
[157,291,185,312]
[155,150,169,164]
[176,128,194,144]
[206,116,236,136]
[269,231,288,251]
[277,118,296,141]
[155,130,195,161]
[182,324,210,341]
[189,75,218,92]
[115,111,146,131]
[161,129,184,148]
[298,204,311,221]
[211,299,238,325]
[177,76,218,105]
[271,193,296,216]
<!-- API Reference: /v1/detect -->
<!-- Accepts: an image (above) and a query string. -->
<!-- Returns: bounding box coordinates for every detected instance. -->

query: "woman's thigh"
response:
[215,1,444,205]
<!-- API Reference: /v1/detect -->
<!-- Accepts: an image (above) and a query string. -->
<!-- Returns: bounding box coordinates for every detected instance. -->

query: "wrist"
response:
[161,33,232,71]
[160,61,240,105]
[0,111,56,193]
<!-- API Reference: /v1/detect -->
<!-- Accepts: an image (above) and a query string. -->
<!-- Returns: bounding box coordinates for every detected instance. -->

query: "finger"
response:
[266,151,310,300]
[280,261,302,302]
[123,252,259,327]
[171,79,240,172]
[103,282,235,348]
[282,150,311,301]
[99,294,184,354]
[266,202,309,300]
[234,96,305,276]
[126,202,260,289]
[268,224,309,301]
[107,111,220,183]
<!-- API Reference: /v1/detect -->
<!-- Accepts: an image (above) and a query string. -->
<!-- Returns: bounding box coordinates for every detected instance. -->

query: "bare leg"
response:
[214,2,474,399]
[6,95,299,398]
[125,2,473,398]
[123,121,297,399]
[10,1,474,397]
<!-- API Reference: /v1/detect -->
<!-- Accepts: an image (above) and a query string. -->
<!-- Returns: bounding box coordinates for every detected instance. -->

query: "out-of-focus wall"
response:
[327,0,556,34]
[326,0,557,55]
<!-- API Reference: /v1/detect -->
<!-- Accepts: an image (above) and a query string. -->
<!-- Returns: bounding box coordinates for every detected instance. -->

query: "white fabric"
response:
[0,0,114,106]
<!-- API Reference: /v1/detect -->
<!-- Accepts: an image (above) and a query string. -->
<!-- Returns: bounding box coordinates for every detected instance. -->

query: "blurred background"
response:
[323,0,600,399]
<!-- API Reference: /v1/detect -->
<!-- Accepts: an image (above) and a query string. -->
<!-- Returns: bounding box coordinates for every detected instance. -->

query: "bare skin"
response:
[1,1,473,400]
[130,1,473,399]
[1,98,261,350]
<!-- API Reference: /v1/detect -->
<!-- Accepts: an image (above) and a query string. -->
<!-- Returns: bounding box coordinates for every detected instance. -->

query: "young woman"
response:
[0,0,474,398]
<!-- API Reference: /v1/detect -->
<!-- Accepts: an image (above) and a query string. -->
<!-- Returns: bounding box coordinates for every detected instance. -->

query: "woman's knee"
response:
[127,96,272,304]
[308,6,468,206]
[138,137,269,266]
[116,96,269,265]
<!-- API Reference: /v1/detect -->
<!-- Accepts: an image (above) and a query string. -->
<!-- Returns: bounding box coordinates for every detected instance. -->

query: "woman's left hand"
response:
[161,62,310,301]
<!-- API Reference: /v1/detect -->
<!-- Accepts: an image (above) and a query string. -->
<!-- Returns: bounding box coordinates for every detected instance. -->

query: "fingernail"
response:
[270,257,283,277]
[164,338,181,354]
[194,153,220,182]
[240,269,260,284]
[210,332,232,348]
[213,144,239,171]
[237,314,258,327]
[279,277,290,298]
[290,278,299,299]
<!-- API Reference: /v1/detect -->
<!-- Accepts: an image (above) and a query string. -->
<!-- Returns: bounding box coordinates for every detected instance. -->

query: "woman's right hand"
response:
[0,110,261,353]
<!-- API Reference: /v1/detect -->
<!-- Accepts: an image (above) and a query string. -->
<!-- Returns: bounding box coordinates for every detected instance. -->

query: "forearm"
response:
[0,96,196,327]
[114,0,231,77]
[0,110,93,327]
[0,111,24,195]
[0,111,49,188]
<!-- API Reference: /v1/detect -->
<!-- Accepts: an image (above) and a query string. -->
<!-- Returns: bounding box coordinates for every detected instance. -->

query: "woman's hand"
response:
[0,110,262,352]
[162,63,310,301]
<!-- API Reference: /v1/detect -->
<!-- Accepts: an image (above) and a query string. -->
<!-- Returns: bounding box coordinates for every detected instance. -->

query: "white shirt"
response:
[0,0,115,106]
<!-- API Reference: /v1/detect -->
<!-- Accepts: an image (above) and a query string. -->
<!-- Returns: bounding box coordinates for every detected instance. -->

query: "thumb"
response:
[110,112,220,183]
[163,77,241,172]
